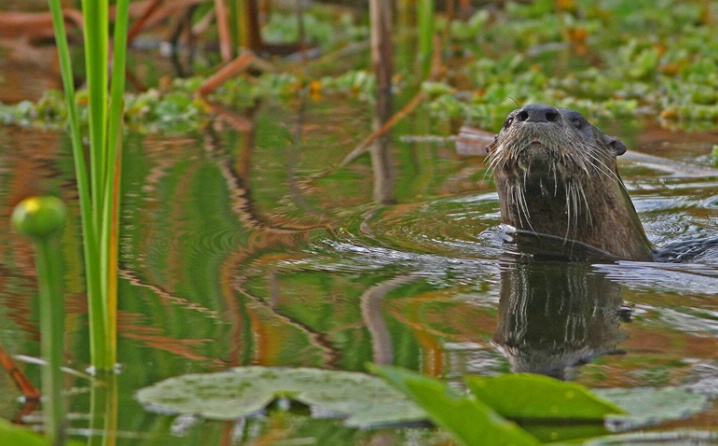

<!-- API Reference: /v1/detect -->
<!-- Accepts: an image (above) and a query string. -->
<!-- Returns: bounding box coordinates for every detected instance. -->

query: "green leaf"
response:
[520,422,609,444]
[136,366,424,428]
[465,374,625,420]
[370,365,539,446]
[0,418,82,446]
[0,419,47,446]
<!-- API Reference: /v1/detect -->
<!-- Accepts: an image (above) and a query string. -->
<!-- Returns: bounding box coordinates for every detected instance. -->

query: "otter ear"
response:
[604,135,627,157]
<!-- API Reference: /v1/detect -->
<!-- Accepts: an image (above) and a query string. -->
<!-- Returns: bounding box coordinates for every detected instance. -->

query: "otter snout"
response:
[515,104,561,123]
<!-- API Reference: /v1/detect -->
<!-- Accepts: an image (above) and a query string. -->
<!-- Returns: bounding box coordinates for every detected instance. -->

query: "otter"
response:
[487,104,653,262]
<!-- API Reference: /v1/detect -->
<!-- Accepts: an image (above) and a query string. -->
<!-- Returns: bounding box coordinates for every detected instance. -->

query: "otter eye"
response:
[504,116,514,128]
[570,118,583,128]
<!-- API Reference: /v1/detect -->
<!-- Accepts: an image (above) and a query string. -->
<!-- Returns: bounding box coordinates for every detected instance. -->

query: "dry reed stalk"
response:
[215,0,233,62]
[197,50,255,95]
[126,0,165,43]
[0,346,41,401]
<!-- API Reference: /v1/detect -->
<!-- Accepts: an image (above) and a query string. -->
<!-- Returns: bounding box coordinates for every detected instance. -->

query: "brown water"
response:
[0,96,717,443]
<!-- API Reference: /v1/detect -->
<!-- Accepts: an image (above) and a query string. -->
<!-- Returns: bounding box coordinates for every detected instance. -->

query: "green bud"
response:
[12,196,67,239]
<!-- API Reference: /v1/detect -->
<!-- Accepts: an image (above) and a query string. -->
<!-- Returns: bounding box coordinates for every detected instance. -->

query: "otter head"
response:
[488,104,653,261]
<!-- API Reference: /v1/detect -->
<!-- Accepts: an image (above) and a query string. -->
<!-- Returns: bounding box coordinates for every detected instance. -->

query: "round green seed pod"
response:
[12,196,67,239]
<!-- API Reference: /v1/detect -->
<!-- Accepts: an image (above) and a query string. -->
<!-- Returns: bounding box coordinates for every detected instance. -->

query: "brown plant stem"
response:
[214,0,233,62]
[197,50,255,96]
[0,345,41,401]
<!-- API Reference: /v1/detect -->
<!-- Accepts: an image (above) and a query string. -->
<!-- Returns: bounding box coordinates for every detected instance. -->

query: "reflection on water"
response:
[494,261,627,380]
[0,98,717,442]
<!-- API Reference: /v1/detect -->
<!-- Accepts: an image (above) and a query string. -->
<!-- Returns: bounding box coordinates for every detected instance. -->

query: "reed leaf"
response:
[102,0,130,371]
[46,0,107,371]
[46,0,128,371]
[81,0,109,227]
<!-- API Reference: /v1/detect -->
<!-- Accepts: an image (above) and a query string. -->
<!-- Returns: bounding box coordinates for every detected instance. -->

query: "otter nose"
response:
[516,104,560,123]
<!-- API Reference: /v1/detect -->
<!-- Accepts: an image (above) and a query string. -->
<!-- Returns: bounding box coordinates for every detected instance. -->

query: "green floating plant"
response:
[464,373,625,420]
[370,365,540,446]
[136,366,424,427]
[370,365,708,445]
[371,365,627,445]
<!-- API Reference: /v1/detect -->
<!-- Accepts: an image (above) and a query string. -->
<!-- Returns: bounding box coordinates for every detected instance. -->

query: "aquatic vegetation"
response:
[428,0,718,128]
[1,1,717,444]
[0,70,377,133]
[3,1,718,133]
[46,0,130,372]
[136,366,425,427]
[11,197,67,445]
[262,9,368,49]
[137,365,711,446]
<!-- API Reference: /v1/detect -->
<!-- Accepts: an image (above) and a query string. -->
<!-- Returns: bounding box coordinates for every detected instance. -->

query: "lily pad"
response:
[136,366,424,427]
[595,387,710,431]
[582,430,718,445]
[465,373,625,420]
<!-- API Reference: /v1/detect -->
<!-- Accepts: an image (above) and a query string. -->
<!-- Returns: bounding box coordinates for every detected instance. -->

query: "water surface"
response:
[0,98,716,443]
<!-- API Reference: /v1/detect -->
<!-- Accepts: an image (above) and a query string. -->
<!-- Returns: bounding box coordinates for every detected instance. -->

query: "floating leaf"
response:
[583,430,718,445]
[465,373,625,420]
[370,364,539,446]
[136,366,424,428]
[137,366,711,445]
[595,387,709,431]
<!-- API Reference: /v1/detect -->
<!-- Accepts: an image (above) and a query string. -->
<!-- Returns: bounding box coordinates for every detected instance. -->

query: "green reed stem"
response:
[102,0,130,370]
[36,237,66,446]
[417,0,434,77]
[47,0,128,371]
[46,0,106,370]
[81,0,109,230]
[12,196,68,446]
[88,370,118,446]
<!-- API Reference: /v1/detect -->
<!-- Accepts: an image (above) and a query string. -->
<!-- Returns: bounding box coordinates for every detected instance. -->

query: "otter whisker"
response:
[572,182,582,239]
[507,183,522,227]
[564,181,577,243]
[588,155,618,180]
[585,150,621,182]
[515,180,535,233]
[576,182,592,228]
[566,182,573,242]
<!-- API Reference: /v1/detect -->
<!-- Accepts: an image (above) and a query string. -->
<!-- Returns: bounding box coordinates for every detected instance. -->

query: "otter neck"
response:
[494,169,653,262]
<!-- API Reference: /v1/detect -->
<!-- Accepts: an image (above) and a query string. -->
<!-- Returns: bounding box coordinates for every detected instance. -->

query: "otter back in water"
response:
[488,104,653,261]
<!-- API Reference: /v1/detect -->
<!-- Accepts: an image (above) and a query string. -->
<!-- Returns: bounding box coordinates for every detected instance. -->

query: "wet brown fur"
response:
[488,105,653,261]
